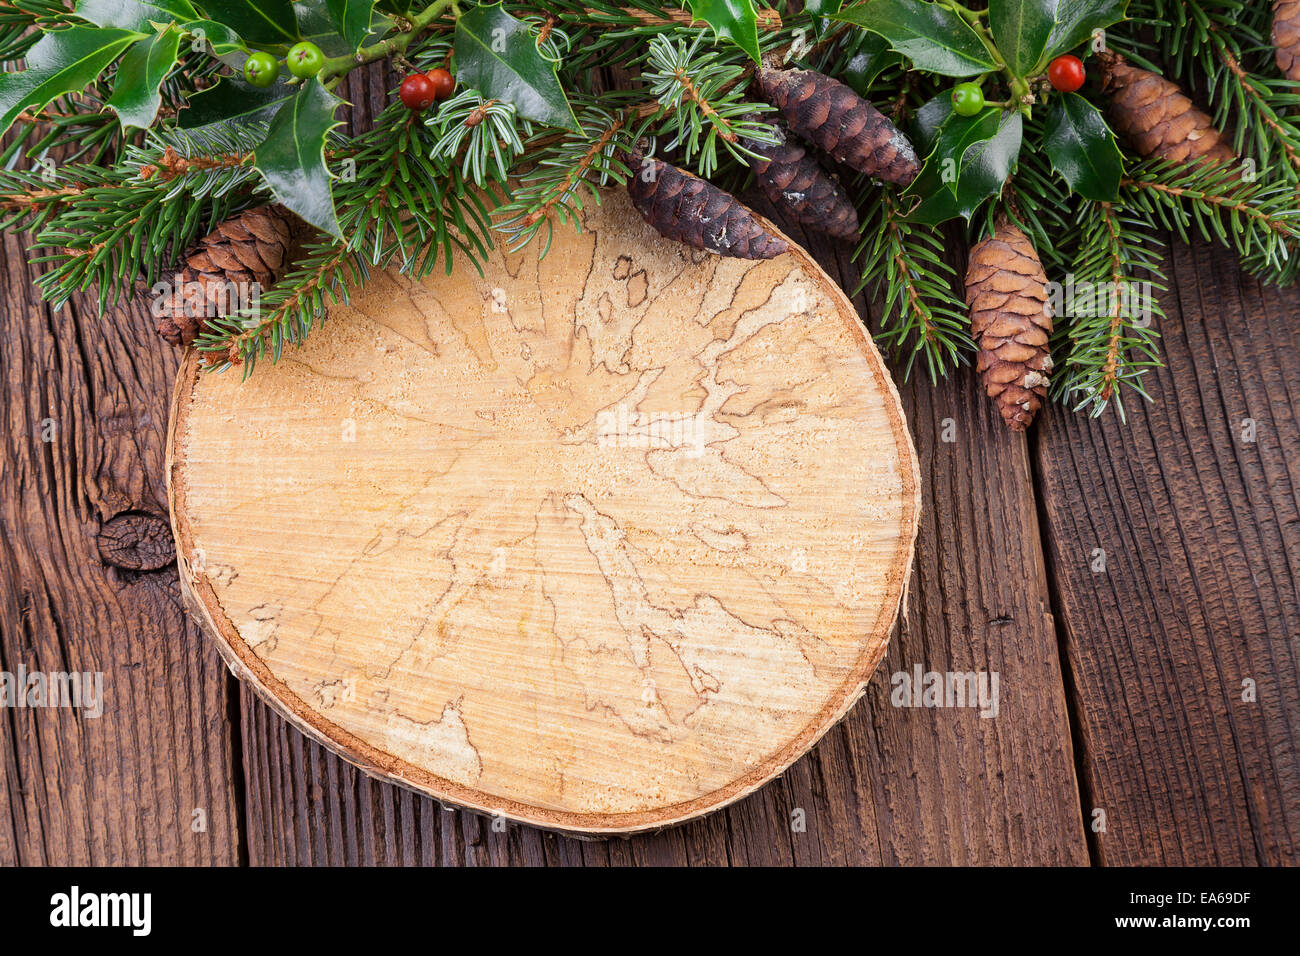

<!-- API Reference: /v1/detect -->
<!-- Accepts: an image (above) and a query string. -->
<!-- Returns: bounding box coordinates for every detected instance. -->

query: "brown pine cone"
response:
[965,220,1054,431]
[1274,0,1300,81]
[624,147,788,260]
[753,64,919,186]
[744,123,859,241]
[154,204,296,347]
[1096,51,1235,166]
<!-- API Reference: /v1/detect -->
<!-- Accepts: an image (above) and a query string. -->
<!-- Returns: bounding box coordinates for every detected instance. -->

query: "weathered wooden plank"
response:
[780,222,1089,866]
[1034,238,1300,865]
[0,234,242,865]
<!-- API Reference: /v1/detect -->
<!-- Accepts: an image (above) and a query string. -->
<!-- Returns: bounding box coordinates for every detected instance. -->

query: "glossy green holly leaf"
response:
[685,0,761,62]
[804,0,842,15]
[804,0,843,38]
[989,0,1056,75]
[1043,91,1122,200]
[196,0,299,45]
[294,1,361,56]
[840,31,903,95]
[832,0,997,77]
[107,25,182,129]
[253,79,342,237]
[454,3,578,130]
[1036,0,1128,69]
[179,72,293,128]
[76,0,198,31]
[0,27,140,138]
[912,91,953,155]
[179,18,247,54]
[324,0,376,52]
[906,107,1021,224]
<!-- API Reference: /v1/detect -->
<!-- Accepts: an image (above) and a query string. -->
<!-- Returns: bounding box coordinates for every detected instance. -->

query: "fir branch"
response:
[0,168,98,232]
[199,242,365,375]
[643,33,776,176]
[1054,201,1166,420]
[1212,40,1300,181]
[1121,158,1300,283]
[0,90,120,169]
[856,190,973,382]
[0,0,75,61]
[494,99,637,253]
[1122,0,1300,177]
[29,124,267,311]
[428,90,533,183]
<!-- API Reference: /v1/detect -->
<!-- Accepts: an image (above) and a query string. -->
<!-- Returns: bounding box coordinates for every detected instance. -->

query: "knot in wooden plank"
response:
[97,512,175,571]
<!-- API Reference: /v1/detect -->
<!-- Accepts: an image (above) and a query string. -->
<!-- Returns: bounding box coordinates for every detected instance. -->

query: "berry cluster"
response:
[948,54,1088,116]
[399,68,455,110]
[243,41,325,87]
[243,45,457,114]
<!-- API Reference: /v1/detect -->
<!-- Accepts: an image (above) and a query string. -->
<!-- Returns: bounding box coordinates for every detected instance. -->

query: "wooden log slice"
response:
[167,188,921,835]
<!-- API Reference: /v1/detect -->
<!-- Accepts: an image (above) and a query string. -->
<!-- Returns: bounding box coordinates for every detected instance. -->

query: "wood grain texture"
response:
[786,218,1088,865]
[0,233,242,865]
[1035,238,1300,865]
[234,204,1089,865]
[169,188,922,834]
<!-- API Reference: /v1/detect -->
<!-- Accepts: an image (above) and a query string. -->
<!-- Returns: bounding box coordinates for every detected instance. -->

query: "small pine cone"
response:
[753,64,919,186]
[965,220,1054,432]
[744,123,859,241]
[1096,51,1235,166]
[154,204,296,347]
[1274,0,1300,81]
[624,149,788,259]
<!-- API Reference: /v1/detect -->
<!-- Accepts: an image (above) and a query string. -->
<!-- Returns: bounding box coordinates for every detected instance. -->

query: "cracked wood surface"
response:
[168,188,923,834]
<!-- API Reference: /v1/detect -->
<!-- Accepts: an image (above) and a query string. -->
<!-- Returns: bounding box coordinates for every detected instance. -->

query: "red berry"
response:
[426,67,455,102]
[400,73,436,111]
[1048,54,1086,93]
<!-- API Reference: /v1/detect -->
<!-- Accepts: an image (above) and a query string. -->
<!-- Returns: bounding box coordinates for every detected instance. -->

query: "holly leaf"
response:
[75,0,199,31]
[180,18,248,54]
[454,3,578,130]
[989,0,1055,75]
[1037,0,1128,69]
[952,110,1021,206]
[832,0,997,77]
[107,25,183,129]
[195,0,299,45]
[912,92,953,155]
[906,104,1021,224]
[840,31,903,95]
[324,0,376,52]
[685,0,761,62]
[1043,91,1122,200]
[179,72,293,128]
[295,1,364,55]
[253,79,343,237]
[0,27,141,138]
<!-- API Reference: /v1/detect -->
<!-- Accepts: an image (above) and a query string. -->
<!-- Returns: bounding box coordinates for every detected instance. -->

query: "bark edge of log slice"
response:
[165,188,922,835]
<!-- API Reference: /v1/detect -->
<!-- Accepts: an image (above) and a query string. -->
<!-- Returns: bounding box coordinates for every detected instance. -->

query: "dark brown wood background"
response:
[1,66,1297,866]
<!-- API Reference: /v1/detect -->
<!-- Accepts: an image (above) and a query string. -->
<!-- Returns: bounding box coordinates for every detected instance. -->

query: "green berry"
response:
[951,82,985,117]
[243,51,279,88]
[286,41,324,79]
